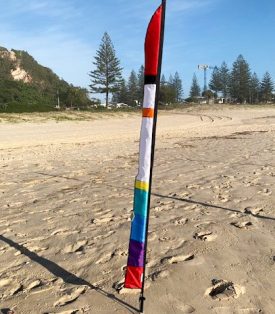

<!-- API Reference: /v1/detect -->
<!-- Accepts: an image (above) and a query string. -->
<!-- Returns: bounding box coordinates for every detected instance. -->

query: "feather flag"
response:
[124,1,166,295]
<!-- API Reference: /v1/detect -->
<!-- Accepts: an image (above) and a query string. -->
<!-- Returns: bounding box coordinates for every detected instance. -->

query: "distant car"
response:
[116,103,129,108]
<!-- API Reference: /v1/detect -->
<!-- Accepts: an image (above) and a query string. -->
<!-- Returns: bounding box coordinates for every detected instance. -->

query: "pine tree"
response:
[230,55,251,103]
[168,74,174,86]
[160,84,176,104]
[260,72,274,103]
[249,72,260,104]
[190,74,201,99]
[161,74,166,87]
[127,70,139,106]
[89,32,123,107]
[112,78,128,104]
[173,72,183,102]
[209,66,221,95]
[159,74,177,104]
[219,62,230,99]
[137,65,144,105]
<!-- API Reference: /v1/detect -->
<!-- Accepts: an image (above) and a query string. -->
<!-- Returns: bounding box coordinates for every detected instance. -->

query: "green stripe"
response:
[133,188,149,217]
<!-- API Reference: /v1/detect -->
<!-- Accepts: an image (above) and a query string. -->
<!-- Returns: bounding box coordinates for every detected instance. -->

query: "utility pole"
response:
[56,90,60,109]
[198,64,214,92]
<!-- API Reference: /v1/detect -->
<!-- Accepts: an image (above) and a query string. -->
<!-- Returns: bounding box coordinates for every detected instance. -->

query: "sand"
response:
[0,106,275,314]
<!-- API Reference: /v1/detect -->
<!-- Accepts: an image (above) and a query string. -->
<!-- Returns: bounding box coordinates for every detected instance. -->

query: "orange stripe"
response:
[142,108,154,118]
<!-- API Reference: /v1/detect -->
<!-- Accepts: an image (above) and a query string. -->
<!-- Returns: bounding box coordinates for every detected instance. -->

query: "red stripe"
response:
[124,266,143,289]
[144,5,162,76]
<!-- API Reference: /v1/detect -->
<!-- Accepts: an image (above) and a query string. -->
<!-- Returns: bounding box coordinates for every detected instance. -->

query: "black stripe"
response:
[144,75,157,84]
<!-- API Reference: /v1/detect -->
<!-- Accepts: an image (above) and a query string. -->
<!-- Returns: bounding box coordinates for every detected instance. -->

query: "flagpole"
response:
[139,1,166,313]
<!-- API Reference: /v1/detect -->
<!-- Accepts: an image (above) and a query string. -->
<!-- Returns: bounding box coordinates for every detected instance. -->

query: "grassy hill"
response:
[0,47,94,112]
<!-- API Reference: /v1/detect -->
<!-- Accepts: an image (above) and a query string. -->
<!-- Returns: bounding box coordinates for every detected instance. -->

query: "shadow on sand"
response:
[0,235,138,314]
[154,193,275,221]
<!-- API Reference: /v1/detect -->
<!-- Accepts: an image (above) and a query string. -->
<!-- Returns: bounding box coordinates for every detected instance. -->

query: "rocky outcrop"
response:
[11,66,32,83]
[0,48,32,83]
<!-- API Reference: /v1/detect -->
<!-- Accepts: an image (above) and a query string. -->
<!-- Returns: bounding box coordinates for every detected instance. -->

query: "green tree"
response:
[127,70,139,106]
[219,62,230,98]
[160,84,176,104]
[190,74,201,99]
[209,62,230,100]
[249,72,260,104]
[260,72,274,103]
[89,32,123,107]
[137,65,144,105]
[161,74,166,87]
[172,72,183,102]
[112,78,128,104]
[159,74,177,104]
[230,55,251,103]
[209,66,221,95]
[168,74,174,86]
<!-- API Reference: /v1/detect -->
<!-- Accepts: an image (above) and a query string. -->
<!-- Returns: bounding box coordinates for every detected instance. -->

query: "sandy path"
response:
[0,106,275,314]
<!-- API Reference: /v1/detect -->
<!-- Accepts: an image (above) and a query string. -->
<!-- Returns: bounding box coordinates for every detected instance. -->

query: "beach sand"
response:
[0,106,275,314]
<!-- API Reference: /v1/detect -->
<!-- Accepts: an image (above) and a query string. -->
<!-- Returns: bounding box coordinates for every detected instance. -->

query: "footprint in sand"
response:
[257,188,272,196]
[54,286,86,307]
[63,240,88,254]
[205,279,245,300]
[158,236,173,242]
[167,295,195,313]
[26,279,42,291]
[150,270,170,281]
[0,278,12,289]
[94,230,115,240]
[54,310,79,314]
[193,231,217,241]
[186,184,201,190]
[171,217,188,226]
[51,229,79,236]
[230,221,252,229]
[213,307,261,314]
[95,252,114,264]
[176,304,195,313]
[161,253,194,265]
[25,244,48,253]
[244,207,263,216]
[236,309,262,314]
[91,216,114,224]
[113,249,127,257]
[3,282,23,298]
[153,205,171,212]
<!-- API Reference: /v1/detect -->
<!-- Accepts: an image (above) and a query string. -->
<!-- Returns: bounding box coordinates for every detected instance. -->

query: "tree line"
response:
[90,33,274,106]
[89,32,183,107]
[112,68,183,106]
[189,55,274,104]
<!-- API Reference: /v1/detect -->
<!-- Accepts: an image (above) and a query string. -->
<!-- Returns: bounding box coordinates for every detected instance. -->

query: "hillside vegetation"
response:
[0,47,93,112]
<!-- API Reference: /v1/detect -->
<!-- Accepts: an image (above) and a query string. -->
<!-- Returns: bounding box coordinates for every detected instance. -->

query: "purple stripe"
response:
[127,239,145,267]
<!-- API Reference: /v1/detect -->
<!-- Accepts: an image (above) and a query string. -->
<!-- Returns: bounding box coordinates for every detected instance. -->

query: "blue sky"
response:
[0,0,274,97]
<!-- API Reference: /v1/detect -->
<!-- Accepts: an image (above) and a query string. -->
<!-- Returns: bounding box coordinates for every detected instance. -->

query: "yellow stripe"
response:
[135,180,149,192]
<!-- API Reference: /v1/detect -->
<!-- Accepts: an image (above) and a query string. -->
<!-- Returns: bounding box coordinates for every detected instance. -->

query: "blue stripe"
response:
[133,188,148,218]
[130,213,147,243]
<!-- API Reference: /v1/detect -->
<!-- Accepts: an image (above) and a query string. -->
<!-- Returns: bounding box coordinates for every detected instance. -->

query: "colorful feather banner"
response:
[124,3,166,306]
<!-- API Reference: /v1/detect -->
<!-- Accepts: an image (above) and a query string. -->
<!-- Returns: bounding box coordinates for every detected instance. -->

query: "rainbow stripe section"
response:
[124,84,156,289]
[124,4,162,290]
